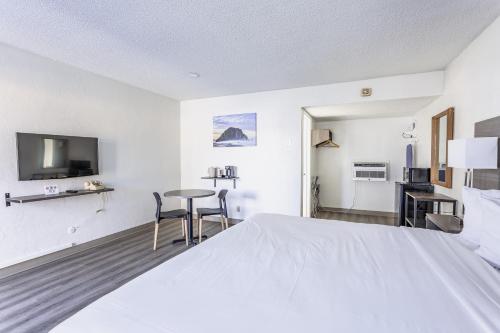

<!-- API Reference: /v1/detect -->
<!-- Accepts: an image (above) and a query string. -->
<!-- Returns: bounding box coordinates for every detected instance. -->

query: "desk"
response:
[394,182,434,226]
[405,192,457,228]
[164,189,215,245]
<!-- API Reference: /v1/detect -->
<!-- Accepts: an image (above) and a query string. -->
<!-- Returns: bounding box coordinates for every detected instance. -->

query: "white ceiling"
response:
[306,97,438,121]
[0,1,498,100]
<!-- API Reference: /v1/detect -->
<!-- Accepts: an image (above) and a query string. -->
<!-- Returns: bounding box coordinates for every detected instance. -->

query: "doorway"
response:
[301,110,312,217]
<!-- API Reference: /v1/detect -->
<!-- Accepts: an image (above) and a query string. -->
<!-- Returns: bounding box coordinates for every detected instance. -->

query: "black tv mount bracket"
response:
[5,193,10,207]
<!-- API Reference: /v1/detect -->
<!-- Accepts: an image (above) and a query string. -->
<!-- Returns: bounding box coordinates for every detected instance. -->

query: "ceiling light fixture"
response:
[188,72,200,78]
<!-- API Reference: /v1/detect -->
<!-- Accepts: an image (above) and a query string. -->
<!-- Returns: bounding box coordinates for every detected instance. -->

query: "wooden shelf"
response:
[201,177,239,189]
[5,188,114,207]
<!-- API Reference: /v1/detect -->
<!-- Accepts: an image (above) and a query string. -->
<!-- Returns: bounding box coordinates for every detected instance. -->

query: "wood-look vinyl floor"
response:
[0,212,393,333]
[0,220,226,333]
[316,210,397,226]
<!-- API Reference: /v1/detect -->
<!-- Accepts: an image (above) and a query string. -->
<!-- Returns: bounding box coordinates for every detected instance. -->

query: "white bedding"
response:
[52,214,500,333]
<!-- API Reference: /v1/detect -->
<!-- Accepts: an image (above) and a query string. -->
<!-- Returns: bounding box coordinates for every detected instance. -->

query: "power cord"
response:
[350,181,358,210]
[96,192,108,214]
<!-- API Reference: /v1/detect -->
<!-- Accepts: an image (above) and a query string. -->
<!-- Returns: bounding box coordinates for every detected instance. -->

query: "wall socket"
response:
[360,87,372,97]
[236,206,241,212]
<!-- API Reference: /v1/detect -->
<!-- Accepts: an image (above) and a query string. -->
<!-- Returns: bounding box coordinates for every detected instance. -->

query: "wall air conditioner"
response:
[352,162,388,181]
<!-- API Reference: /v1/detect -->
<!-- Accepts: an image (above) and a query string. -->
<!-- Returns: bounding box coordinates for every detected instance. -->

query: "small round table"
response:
[164,189,215,246]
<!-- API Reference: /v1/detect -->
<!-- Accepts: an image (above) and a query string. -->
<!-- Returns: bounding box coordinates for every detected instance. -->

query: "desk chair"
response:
[153,192,188,250]
[197,189,229,242]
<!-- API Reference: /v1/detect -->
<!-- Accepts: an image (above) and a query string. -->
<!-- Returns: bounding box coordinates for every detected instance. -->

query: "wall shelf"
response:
[5,188,114,207]
[201,177,239,189]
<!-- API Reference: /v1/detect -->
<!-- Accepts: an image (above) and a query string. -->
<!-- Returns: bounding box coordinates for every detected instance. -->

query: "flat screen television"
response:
[16,132,99,181]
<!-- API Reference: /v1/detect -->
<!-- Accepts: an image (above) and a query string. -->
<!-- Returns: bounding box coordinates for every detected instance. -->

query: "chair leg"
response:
[153,223,159,251]
[181,219,185,237]
[220,214,225,230]
[183,219,188,246]
[198,217,203,243]
[224,216,229,229]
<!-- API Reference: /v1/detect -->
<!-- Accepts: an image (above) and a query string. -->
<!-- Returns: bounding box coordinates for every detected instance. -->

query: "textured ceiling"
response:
[0,1,499,100]
[306,97,438,121]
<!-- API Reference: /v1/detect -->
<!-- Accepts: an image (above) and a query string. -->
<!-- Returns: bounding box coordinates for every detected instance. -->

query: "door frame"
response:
[301,108,313,217]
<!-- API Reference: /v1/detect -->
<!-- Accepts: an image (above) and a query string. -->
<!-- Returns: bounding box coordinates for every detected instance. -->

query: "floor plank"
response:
[315,210,397,226]
[0,219,226,333]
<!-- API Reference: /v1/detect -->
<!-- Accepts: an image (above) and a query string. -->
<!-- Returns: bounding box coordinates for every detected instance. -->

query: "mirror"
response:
[431,108,454,188]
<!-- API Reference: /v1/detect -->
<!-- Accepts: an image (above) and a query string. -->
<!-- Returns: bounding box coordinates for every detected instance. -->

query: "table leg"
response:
[404,193,408,227]
[172,197,208,246]
[187,197,193,243]
[414,199,418,228]
[172,198,195,246]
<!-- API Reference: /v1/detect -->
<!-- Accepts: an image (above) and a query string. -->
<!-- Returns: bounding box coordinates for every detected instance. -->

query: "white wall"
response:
[315,117,412,212]
[414,16,500,209]
[0,44,180,268]
[180,72,443,219]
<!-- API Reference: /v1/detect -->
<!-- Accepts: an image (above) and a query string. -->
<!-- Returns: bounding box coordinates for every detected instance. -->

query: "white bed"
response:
[52,214,500,333]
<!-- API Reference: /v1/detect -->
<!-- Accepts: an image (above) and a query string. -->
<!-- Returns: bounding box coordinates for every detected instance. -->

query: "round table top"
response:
[164,189,216,199]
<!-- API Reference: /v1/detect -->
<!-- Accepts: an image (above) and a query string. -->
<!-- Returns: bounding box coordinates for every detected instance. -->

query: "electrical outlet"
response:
[236,206,241,212]
[361,87,372,97]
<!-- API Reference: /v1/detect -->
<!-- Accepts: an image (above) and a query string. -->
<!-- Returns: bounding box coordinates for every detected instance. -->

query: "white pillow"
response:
[475,196,500,267]
[460,187,483,245]
[460,187,500,245]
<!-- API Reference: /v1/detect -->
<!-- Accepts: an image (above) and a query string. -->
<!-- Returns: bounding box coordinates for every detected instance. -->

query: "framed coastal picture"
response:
[213,113,257,147]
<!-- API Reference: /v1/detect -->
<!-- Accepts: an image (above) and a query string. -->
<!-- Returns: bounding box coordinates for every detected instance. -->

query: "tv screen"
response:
[16,133,99,181]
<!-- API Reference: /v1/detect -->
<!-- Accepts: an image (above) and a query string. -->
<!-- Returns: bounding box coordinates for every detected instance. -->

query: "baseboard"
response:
[200,216,243,224]
[0,221,155,280]
[320,207,397,218]
[0,243,74,269]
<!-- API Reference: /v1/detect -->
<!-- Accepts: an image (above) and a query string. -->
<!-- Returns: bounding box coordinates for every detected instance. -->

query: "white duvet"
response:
[52,214,500,333]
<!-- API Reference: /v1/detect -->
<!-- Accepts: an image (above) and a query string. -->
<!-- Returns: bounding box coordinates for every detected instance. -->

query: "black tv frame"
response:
[16,132,99,181]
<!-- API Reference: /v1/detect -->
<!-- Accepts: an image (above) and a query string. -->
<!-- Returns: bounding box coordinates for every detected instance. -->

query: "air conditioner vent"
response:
[352,162,388,181]
[353,162,386,168]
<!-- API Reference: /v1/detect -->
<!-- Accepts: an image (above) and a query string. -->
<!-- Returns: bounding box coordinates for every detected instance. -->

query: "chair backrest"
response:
[218,189,228,217]
[153,192,162,222]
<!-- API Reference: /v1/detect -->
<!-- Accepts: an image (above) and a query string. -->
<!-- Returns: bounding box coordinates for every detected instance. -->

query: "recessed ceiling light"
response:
[188,72,200,78]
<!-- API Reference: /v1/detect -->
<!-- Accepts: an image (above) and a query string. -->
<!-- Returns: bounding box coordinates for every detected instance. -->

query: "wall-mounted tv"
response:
[16,133,99,181]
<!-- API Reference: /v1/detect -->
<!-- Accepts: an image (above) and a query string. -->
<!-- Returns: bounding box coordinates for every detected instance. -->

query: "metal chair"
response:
[197,189,229,242]
[153,192,188,250]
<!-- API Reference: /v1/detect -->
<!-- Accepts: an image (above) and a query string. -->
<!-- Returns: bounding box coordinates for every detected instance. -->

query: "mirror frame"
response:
[431,107,454,188]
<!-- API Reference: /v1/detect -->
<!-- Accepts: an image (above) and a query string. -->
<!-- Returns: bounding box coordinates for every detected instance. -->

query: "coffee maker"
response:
[225,166,237,178]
